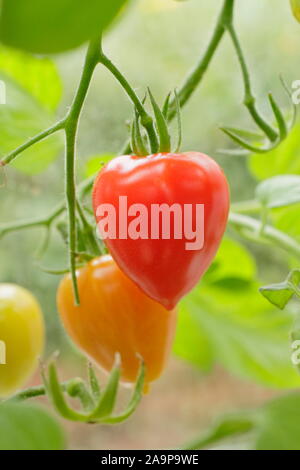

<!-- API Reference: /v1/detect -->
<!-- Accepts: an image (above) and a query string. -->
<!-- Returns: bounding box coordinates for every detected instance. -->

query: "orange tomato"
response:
[57,255,177,390]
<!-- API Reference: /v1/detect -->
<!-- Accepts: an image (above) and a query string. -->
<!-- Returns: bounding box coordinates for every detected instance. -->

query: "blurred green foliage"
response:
[0,0,129,54]
[0,402,65,450]
[1,0,300,391]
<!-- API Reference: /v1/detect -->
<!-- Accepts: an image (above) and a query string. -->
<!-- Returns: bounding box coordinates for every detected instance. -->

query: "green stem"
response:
[64,129,79,303]
[229,212,300,260]
[7,378,94,412]
[99,46,158,153]
[64,38,101,305]
[7,382,69,401]
[226,22,278,142]
[0,119,66,166]
[121,0,235,155]
[0,204,65,238]
[168,0,234,120]
[0,177,94,240]
[230,200,261,214]
[76,200,100,255]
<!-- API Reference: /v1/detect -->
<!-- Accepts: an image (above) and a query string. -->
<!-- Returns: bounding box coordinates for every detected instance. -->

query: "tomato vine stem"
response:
[226,22,278,142]
[0,176,94,241]
[167,0,234,121]
[63,38,101,305]
[0,203,65,239]
[98,42,159,154]
[0,119,66,167]
[229,212,300,261]
[121,0,235,154]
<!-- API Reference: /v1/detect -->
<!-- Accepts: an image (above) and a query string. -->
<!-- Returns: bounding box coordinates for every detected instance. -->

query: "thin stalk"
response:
[167,0,235,120]
[229,212,300,260]
[99,47,158,153]
[226,22,278,142]
[0,119,66,166]
[6,382,69,401]
[230,200,261,214]
[64,38,101,305]
[0,204,65,238]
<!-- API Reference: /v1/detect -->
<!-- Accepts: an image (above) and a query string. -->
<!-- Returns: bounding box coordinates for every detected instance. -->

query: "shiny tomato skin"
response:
[57,255,177,388]
[92,152,230,310]
[0,284,44,398]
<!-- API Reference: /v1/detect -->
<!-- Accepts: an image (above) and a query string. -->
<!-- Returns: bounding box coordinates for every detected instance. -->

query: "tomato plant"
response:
[1,0,300,452]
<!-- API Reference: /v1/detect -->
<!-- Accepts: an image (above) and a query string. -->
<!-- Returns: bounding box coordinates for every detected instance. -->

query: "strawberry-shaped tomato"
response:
[93,152,230,310]
[57,255,177,389]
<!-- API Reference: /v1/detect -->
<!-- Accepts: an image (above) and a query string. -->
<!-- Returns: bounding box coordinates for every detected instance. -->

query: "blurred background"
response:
[0,0,300,449]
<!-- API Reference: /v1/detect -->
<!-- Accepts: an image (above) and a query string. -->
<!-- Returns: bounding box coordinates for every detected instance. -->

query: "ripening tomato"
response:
[0,284,44,398]
[92,152,230,310]
[57,255,177,389]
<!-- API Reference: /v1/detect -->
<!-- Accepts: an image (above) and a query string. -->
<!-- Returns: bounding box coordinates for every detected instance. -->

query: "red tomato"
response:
[93,152,230,310]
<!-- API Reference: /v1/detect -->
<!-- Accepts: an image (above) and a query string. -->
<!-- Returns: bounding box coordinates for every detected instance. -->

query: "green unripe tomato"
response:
[0,284,44,398]
[291,0,300,22]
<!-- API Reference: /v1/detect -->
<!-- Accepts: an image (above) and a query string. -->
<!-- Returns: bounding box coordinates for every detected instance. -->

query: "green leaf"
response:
[184,393,300,450]
[0,45,62,111]
[255,393,300,450]
[260,269,300,309]
[0,84,63,174]
[205,238,256,285]
[271,203,300,242]
[0,47,63,174]
[173,305,214,371]
[0,0,129,54]
[84,154,115,178]
[0,402,65,450]
[174,239,255,371]
[175,239,300,388]
[249,123,300,180]
[256,175,300,209]
[183,413,256,450]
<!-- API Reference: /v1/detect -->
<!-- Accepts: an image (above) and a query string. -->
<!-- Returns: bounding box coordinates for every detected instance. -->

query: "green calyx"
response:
[220,77,296,156]
[130,89,182,156]
[42,355,145,424]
